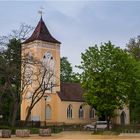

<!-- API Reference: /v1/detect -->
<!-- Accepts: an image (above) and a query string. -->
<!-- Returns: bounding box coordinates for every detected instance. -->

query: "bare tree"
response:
[21,52,56,122]
[0,23,34,47]
[0,23,57,125]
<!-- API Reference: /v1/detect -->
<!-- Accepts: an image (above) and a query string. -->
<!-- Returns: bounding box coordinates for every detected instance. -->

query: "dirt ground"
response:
[2,131,140,140]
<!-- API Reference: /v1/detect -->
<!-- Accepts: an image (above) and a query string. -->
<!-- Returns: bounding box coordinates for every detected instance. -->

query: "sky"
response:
[0,1,140,72]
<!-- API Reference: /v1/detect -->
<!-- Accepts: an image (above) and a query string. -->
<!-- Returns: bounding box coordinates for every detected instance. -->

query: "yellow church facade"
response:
[20,17,129,125]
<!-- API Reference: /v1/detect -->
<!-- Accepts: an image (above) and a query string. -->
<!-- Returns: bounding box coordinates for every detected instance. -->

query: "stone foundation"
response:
[16,129,30,137]
[0,129,11,138]
[39,128,51,136]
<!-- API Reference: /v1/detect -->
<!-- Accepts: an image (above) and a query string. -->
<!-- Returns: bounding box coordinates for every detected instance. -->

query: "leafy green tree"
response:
[60,57,79,83]
[126,36,140,123]
[78,41,139,129]
[126,35,140,61]
[0,24,33,126]
[0,55,13,122]
[0,38,21,126]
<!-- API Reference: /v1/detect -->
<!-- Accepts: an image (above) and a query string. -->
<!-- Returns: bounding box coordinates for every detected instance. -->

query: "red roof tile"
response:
[58,83,85,102]
[23,17,61,44]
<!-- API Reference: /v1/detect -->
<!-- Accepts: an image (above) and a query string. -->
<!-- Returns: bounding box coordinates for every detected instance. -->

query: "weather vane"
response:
[38,6,44,18]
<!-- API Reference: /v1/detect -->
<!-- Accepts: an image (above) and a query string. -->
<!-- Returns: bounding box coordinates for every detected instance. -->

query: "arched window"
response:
[45,105,52,119]
[67,105,72,118]
[89,107,95,118]
[42,51,55,72]
[42,51,55,93]
[79,105,84,118]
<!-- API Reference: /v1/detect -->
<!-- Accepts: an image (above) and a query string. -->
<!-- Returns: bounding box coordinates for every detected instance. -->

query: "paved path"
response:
[2,131,140,140]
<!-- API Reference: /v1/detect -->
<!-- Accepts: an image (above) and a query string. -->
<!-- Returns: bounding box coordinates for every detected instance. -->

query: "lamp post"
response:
[44,95,47,127]
[43,81,54,127]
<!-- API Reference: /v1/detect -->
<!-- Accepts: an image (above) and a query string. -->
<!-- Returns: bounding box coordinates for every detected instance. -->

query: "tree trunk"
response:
[0,91,5,113]
[24,107,32,126]
[107,116,111,130]
[10,101,19,127]
[25,110,31,122]
[0,96,3,111]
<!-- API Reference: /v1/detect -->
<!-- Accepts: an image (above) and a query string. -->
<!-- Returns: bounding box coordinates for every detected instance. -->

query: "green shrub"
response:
[29,128,39,134]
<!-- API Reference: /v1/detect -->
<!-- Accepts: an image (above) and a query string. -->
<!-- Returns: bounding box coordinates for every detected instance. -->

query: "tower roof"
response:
[23,17,61,44]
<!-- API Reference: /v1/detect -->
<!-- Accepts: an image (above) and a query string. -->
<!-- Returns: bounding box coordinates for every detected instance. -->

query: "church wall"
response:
[25,92,59,122]
[113,106,130,125]
[56,97,96,124]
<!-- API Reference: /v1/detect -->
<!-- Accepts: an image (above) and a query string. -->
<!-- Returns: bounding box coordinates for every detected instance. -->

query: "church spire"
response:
[38,7,43,20]
[23,17,61,44]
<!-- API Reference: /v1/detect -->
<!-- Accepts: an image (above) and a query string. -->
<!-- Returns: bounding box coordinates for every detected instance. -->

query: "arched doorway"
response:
[120,111,126,126]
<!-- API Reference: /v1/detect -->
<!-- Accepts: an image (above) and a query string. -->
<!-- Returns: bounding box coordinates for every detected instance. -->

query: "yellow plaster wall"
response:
[56,96,95,124]
[21,40,60,121]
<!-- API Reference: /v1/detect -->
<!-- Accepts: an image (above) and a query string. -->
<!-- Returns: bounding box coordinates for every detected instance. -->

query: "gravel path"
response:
[1,131,140,140]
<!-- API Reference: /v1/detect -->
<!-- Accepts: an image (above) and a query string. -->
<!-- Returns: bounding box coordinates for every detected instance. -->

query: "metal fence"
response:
[0,120,84,132]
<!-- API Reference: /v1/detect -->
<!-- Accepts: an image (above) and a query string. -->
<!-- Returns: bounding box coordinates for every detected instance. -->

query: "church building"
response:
[21,16,130,126]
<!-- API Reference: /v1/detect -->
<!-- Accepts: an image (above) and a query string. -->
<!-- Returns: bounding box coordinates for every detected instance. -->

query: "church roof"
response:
[58,83,85,102]
[23,17,61,44]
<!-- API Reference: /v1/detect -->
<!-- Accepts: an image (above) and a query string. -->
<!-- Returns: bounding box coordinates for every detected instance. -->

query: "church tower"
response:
[21,17,61,122]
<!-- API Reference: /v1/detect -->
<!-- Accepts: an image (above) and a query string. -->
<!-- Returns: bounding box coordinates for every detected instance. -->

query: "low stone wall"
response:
[0,130,2,138]
[39,128,51,136]
[16,129,30,137]
[0,129,11,138]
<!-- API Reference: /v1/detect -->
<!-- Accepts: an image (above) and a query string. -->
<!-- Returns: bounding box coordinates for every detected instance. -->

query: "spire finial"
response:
[38,6,44,19]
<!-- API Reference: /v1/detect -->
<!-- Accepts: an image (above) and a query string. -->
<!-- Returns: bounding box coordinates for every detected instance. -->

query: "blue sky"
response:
[0,1,140,72]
